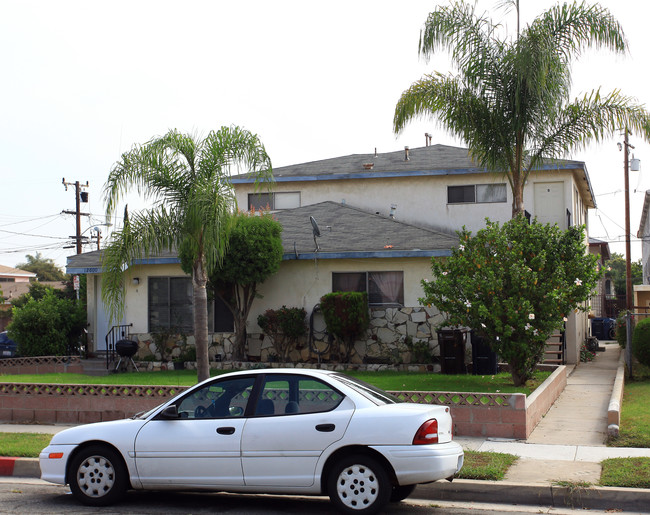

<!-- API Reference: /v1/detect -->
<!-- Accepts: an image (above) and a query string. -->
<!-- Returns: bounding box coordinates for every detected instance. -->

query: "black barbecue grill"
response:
[115,339,139,372]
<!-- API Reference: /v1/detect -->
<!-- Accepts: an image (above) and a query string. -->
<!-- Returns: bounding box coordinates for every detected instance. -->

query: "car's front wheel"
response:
[68,445,127,506]
[327,454,391,514]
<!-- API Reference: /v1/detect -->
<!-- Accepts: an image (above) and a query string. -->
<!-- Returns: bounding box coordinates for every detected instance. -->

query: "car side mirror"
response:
[159,405,180,419]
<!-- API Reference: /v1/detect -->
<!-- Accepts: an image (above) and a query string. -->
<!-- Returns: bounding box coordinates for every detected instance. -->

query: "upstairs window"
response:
[248,191,300,211]
[332,271,404,306]
[448,184,507,204]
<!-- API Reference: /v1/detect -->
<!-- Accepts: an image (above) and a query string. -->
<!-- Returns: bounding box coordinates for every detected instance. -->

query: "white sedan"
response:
[40,368,463,514]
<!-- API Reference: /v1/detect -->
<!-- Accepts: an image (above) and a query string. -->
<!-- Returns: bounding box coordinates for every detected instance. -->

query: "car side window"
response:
[177,377,255,419]
[255,374,344,417]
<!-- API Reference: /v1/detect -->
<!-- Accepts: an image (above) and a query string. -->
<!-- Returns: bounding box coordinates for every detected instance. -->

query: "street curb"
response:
[416,479,650,513]
[5,458,650,513]
[0,457,40,478]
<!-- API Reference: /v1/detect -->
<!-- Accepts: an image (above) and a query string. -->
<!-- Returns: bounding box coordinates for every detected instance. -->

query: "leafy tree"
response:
[102,127,273,382]
[8,290,86,356]
[421,216,600,386]
[394,0,650,217]
[16,252,67,281]
[632,317,650,368]
[320,292,370,363]
[10,282,76,309]
[202,212,283,360]
[604,252,642,299]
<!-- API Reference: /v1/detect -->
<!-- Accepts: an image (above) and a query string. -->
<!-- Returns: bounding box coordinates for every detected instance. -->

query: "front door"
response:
[134,376,255,487]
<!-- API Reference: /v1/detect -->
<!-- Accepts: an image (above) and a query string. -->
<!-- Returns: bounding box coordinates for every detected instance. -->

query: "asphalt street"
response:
[0,477,635,515]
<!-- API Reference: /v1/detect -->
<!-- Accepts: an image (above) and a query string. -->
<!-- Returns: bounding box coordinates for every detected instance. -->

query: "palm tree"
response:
[102,126,272,382]
[394,0,650,217]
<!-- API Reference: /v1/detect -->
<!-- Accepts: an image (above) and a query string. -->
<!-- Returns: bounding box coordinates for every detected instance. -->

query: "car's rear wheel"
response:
[327,454,391,514]
[68,445,127,506]
[390,484,417,502]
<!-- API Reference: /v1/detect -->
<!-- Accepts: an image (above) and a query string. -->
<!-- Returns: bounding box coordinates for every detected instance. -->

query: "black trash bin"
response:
[470,331,498,375]
[591,317,616,341]
[437,329,467,374]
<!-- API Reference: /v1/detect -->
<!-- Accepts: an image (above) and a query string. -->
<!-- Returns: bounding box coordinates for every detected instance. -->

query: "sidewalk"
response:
[2,344,650,512]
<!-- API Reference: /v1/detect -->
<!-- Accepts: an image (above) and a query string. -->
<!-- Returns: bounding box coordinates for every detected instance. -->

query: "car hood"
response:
[49,418,147,446]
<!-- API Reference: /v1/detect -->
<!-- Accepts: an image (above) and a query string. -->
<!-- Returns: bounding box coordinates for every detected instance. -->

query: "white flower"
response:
[464,300,472,308]
[574,278,583,286]
[442,271,448,276]
[563,317,568,322]
[459,244,465,251]
[481,323,486,328]
[525,323,532,331]
[528,313,535,320]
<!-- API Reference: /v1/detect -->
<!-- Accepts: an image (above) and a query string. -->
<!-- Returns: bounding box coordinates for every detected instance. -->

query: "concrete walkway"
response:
[457,343,650,486]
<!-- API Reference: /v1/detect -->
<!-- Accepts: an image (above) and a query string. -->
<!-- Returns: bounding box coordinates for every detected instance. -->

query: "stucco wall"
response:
[235,169,584,233]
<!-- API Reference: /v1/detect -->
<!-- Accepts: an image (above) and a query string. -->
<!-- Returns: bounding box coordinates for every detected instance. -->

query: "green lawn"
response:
[0,369,549,395]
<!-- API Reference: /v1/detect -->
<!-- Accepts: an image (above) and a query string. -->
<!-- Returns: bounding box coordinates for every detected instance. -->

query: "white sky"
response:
[1,0,649,270]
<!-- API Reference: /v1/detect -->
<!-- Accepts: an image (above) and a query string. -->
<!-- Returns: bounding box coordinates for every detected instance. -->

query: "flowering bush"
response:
[421,216,601,385]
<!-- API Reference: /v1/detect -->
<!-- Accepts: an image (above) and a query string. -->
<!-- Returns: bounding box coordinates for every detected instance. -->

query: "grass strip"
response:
[457,451,517,481]
[600,457,650,488]
[0,432,52,458]
[0,369,549,395]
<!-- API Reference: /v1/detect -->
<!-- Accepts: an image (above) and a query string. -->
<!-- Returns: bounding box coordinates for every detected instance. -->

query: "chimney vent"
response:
[425,133,432,146]
[404,146,410,161]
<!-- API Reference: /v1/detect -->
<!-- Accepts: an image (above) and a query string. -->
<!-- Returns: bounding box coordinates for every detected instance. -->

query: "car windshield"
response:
[331,373,401,405]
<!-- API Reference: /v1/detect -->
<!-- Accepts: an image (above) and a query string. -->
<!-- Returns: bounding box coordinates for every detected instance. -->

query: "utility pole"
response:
[62,178,90,254]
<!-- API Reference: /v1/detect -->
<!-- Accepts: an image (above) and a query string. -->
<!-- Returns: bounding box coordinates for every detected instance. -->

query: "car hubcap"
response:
[336,464,379,510]
[77,455,115,498]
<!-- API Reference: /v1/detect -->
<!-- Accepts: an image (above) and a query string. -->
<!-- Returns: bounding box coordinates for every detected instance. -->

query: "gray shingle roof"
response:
[274,201,457,259]
[66,203,456,272]
[232,144,586,181]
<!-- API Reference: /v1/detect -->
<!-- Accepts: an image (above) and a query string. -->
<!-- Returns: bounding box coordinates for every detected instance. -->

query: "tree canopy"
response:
[16,252,67,281]
[421,216,600,385]
[605,252,642,298]
[201,211,284,360]
[394,0,650,217]
[102,126,273,382]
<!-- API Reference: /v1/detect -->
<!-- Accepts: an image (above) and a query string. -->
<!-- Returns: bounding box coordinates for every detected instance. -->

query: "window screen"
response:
[476,184,507,203]
[148,277,193,332]
[447,185,475,203]
[332,271,404,306]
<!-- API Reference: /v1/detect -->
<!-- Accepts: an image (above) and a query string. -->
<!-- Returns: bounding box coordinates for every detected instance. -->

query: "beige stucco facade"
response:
[235,169,590,233]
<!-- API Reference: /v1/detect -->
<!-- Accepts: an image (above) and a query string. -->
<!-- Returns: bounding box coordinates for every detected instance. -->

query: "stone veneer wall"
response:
[132,306,451,369]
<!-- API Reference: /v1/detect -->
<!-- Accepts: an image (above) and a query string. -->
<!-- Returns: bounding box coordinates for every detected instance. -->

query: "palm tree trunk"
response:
[511,174,525,218]
[193,259,210,383]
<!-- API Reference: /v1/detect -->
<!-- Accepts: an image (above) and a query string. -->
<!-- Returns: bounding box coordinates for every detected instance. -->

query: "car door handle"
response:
[217,427,236,435]
[315,424,335,432]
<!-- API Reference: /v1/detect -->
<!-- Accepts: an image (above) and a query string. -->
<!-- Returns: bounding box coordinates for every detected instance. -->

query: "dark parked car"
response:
[0,331,18,358]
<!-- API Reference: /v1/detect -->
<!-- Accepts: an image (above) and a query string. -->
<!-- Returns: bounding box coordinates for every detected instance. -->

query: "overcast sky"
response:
[1,0,649,270]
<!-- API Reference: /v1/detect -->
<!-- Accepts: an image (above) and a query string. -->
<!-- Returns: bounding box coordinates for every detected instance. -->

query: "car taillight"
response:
[413,419,438,445]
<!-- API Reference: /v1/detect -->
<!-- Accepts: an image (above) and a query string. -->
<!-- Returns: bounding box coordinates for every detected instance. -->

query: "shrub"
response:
[8,290,86,356]
[257,306,307,362]
[632,317,650,367]
[320,292,369,362]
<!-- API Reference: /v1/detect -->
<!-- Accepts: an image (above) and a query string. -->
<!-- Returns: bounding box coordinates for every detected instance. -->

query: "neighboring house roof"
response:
[231,144,596,208]
[0,265,37,280]
[1,280,67,303]
[274,201,457,260]
[588,237,611,261]
[66,203,457,273]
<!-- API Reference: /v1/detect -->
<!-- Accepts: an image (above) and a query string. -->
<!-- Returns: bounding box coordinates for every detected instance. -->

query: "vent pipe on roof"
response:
[425,133,432,146]
[374,147,378,157]
[404,146,410,161]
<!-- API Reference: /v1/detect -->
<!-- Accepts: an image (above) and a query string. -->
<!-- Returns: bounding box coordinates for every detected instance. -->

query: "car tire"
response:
[68,445,127,506]
[327,454,391,515]
[390,484,417,502]
[608,327,616,340]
